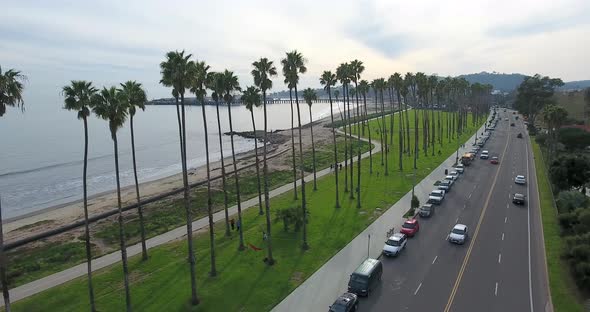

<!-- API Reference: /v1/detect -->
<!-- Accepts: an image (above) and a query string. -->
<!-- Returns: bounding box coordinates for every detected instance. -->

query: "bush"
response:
[558,127,590,150]
[535,133,548,146]
[556,190,589,213]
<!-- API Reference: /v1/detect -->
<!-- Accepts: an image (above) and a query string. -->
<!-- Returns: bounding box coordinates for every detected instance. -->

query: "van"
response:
[347,258,382,296]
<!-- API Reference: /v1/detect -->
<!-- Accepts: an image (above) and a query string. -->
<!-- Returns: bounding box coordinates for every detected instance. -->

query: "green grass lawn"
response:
[531,139,585,312]
[10,110,483,312]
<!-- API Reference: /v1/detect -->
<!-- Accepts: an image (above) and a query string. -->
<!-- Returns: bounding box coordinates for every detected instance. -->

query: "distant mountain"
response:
[459,72,526,92]
[562,80,590,90]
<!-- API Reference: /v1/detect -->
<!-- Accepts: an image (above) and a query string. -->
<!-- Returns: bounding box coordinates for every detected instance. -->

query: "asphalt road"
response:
[362,110,551,312]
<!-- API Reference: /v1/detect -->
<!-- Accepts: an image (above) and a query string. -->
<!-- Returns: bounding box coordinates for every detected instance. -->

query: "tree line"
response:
[0,55,492,311]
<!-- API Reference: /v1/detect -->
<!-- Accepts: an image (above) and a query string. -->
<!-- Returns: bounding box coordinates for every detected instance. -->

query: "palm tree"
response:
[92,86,132,311]
[350,60,364,208]
[188,60,217,276]
[281,50,309,250]
[207,72,232,237]
[320,71,340,208]
[404,73,413,156]
[429,75,438,155]
[392,73,405,171]
[62,80,97,312]
[371,79,384,166]
[242,86,264,214]
[376,78,389,175]
[118,81,148,261]
[221,70,245,251]
[358,80,373,174]
[336,63,352,195]
[252,57,278,265]
[159,50,199,305]
[0,66,26,117]
[303,88,318,191]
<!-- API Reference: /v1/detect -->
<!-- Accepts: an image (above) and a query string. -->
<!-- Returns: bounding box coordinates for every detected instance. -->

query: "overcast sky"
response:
[1,0,589,104]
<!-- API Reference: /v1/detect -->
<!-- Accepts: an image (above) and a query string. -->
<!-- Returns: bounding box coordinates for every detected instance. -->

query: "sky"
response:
[1,0,589,104]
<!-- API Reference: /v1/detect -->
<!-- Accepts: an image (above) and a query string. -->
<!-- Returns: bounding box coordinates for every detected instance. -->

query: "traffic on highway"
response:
[330,108,548,312]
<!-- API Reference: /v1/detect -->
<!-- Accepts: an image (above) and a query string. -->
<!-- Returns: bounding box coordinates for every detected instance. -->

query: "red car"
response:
[400,219,420,237]
[490,157,499,164]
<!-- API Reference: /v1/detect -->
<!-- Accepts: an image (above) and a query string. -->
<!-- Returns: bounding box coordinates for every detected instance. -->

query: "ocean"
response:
[0,99,346,218]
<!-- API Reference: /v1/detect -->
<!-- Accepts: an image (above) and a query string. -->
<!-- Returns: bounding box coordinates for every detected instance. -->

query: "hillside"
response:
[459,72,526,92]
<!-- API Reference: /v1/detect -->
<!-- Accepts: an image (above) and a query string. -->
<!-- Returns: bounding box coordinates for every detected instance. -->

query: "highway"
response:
[361,109,551,312]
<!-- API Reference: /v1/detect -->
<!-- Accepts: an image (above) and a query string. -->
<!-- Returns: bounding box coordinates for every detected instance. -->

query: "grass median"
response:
[11,110,482,311]
[531,139,585,312]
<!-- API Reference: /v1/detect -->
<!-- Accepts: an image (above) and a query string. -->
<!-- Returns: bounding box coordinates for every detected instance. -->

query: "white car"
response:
[382,233,407,257]
[455,164,465,174]
[515,175,526,185]
[480,151,489,159]
[448,224,468,244]
[428,190,445,205]
[444,175,456,183]
[449,171,460,180]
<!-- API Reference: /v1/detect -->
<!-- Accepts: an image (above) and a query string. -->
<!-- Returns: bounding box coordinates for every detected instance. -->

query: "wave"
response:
[0,153,114,178]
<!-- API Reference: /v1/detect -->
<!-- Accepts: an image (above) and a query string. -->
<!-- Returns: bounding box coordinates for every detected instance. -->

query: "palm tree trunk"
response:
[294,85,309,250]
[215,101,231,237]
[363,93,373,174]
[414,109,418,169]
[328,88,340,208]
[346,84,354,199]
[130,115,148,261]
[250,111,263,215]
[202,103,216,277]
[343,89,349,193]
[180,94,199,306]
[354,81,362,208]
[397,92,403,171]
[381,89,389,176]
[81,117,96,312]
[389,88,394,146]
[289,89,298,200]
[375,89,384,166]
[405,98,411,155]
[227,102,245,251]
[0,197,11,312]
[113,133,132,312]
[262,91,275,264]
[309,107,318,191]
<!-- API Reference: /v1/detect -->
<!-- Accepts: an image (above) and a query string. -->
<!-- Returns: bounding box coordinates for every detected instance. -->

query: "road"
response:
[362,109,551,312]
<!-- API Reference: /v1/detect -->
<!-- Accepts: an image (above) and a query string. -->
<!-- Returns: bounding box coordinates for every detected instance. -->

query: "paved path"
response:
[4,122,381,304]
[272,123,487,312]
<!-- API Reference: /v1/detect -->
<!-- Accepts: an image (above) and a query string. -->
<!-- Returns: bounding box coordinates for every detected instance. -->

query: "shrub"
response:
[556,190,589,213]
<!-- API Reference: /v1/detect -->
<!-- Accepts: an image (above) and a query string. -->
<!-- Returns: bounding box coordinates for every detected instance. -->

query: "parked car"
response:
[449,171,460,180]
[382,233,407,257]
[444,175,456,183]
[513,193,526,205]
[480,151,489,159]
[400,219,420,237]
[515,175,526,185]
[438,180,452,191]
[490,157,499,164]
[448,224,468,244]
[347,258,382,296]
[419,204,435,217]
[330,293,359,312]
[455,164,465,174]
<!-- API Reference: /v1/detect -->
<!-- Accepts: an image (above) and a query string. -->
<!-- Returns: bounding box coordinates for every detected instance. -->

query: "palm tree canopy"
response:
[159,50,192,97]
[92,87,129,139]
[188,60,210,102]
[336,63,352,84]
[0,66,27,117]
[303,88,317,107]
[119,81,147,117]
[350,60,365,83]
[206,72,224,103]
[320,71,337,92]
[358,80,370,95]
[242,86,262,111]
[63,80,98,120]
[252,58,277,92]
[221,70,241,103]
[281,50,307,87]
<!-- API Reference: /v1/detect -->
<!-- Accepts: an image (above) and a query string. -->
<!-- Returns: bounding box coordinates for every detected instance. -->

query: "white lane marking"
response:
[432,256,438,264]
[414,283,422,295]
[526,139,534,312]
[463,204,466,209]
[468,193,472,199]
[455,217,459,223]
[507,203,510,208]
[473,185,477,190]
[495,282,499,296]
[505,217,508,223]
[502,233,505,241]
[498,253,502,264]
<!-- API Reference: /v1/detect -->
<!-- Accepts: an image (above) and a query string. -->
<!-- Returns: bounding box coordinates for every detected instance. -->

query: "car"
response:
[510,123,515,127]
[444,175,456,184]
[480,151,489,159]
[400,219,420,237]
[330,293,359,312]
[438,180,452,191]
[517,133,523,138]
[470,148,479,155]
[490,156,499,164]
[515,175,526,185]
[449,171,460,180]
[382,233,407,257]
[347,259,382,296]
[513,112,516,114]
[428,190,445,205]
[448,224,468,244]
[455,164,465,174]
[418,204,435,217]
[513,193,526,205]
[505,118,509,121]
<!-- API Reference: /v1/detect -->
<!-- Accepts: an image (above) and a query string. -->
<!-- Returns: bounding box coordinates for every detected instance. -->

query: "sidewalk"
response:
[4,125,380,304]
[272,124,487,312]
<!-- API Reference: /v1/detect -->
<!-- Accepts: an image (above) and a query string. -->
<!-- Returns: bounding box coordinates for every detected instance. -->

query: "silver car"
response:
[514,175,526,185]
[448,224,468,244]
[382,233,407,257]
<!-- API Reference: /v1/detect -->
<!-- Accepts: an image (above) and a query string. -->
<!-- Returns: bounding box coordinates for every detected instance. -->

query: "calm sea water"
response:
[0,99,348,218]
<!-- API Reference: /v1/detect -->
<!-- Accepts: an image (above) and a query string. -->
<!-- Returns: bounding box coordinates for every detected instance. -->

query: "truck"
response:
[461,153,474,166]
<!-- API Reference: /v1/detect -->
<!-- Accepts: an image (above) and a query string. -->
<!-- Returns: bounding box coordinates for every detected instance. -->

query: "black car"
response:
[330,293,358,312]
[510,123,515,127]
[513,193,525,205]
[517,133,523,138]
